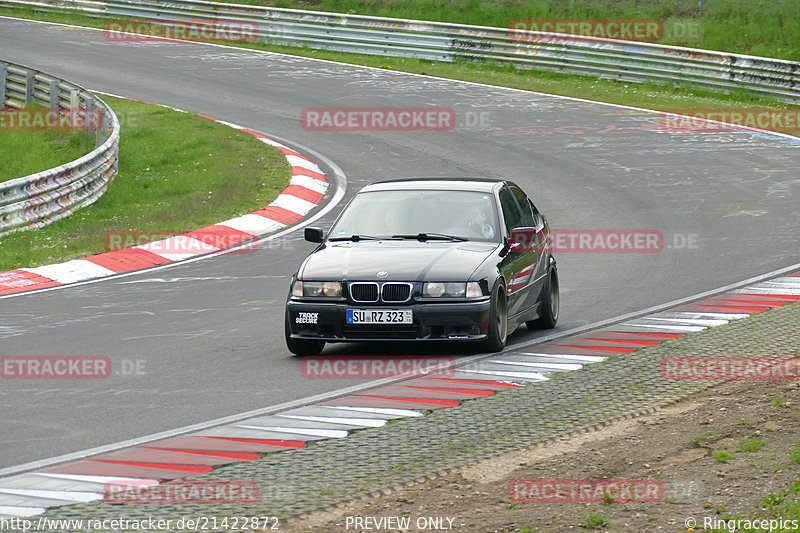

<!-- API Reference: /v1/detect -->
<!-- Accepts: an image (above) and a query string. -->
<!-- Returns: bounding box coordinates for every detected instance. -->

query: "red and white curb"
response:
[461,273,800,381]
[1,272,798,518]
[0,113,329,296]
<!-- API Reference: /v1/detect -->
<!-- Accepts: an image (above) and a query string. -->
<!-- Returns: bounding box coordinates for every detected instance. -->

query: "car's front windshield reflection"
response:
[329,190,500,242]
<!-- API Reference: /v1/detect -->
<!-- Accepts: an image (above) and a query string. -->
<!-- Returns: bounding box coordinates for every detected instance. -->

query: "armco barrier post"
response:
[84,97,94,140]
[49,79,59,109]
[102,112,112,144]
[24,69,34,106]
[69,88,79,110]
[0,64,6,106]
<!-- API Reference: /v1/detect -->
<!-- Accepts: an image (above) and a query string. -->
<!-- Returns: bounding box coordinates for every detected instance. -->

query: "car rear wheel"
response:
[482,283,508,352]
[527,261,559,330]
[284,315,325,356]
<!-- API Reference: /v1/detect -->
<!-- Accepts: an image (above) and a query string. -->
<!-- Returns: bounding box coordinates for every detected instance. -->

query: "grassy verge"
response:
[0,95,291,271]
[0,109,95,180]
[239,0,800,59]
[1,4,796,126]
[0,2,796,271]
[709,450,800,532]
[268,47,798,116]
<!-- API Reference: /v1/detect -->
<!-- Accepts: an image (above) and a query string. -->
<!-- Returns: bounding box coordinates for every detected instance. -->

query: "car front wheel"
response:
[482,282,508,352]
[527,260,559,330]
[284,315,325,356]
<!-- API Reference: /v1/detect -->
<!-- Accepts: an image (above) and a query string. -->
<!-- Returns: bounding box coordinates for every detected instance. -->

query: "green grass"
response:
[773,397,790,408]
[739,438,767,453]
[1,1,797,270]
[790,441,800,465]
[0,96,291,271]
[692,431,716,446]
[262,45,794,116]
[1,5,796,135]
[243,0,800,60]
[601,490,617,504]
[713,451,734,463]
[585,514,612,529]
[763,491,787,508]
[0,109,95,180]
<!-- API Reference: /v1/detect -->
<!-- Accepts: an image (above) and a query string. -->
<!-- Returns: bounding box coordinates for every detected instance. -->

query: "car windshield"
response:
[328,189,500,242]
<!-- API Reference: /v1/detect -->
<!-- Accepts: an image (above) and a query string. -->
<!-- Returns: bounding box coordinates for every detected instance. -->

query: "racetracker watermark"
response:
[510,230,699,253]
[301,356,456,379]
[510,18,662,41]
[1,356,111,379]
[103,19,258,43]
[659,108,800,133]
[104,230,257,254]
[104,480,258,504]
[551,230,663,253]
[661,356,800,381]
[301,108,455,131]
[0,108,100,131]
[508,18,701,43]
[509,479,663,503]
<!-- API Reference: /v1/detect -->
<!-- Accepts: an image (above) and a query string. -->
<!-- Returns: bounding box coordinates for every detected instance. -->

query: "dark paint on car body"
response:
[284,178,559,355]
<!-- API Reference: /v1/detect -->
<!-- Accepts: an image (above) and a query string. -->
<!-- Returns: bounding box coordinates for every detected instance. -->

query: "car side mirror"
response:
[508,227,541,254]
[304,227,324,243]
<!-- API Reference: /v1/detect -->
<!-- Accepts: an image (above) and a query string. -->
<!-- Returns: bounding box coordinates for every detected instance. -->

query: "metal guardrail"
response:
[0,60,119,237]
[1,0,798,103]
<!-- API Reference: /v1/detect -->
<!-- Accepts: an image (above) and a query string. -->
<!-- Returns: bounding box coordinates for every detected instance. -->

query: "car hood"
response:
[299,240,499,281]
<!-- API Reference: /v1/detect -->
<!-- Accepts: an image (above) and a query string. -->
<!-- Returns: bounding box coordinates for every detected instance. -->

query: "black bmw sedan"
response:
[284,178,558,355]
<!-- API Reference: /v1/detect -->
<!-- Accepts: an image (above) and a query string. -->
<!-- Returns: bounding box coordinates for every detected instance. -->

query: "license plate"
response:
[346,309,413,324]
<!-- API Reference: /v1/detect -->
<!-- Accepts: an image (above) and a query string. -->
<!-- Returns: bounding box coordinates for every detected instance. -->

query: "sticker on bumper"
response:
[295,312,319,324]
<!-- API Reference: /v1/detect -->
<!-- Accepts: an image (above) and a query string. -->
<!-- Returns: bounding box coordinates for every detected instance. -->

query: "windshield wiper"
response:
[392,233,468,242]
[329,234,395,242]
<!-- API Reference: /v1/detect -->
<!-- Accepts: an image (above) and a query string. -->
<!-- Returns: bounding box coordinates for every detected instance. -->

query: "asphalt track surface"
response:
[0,17,798,470]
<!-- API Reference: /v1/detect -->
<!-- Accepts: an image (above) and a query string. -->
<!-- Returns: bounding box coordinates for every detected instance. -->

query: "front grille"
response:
[349,282,379,302]
[382,283,411,303]
[343,325,420,339]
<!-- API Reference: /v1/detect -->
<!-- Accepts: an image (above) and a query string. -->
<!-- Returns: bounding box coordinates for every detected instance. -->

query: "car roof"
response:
[361,177,504,194]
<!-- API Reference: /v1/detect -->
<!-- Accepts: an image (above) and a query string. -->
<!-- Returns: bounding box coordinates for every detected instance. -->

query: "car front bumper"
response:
[286,299,492,342]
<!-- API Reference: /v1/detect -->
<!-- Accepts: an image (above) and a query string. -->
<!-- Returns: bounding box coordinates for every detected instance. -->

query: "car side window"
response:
[498,186,524,233]
[528,200,543,227]
[510,186,536,227]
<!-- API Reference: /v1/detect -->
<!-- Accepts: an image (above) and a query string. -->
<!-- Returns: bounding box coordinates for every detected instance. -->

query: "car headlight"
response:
[423,282,483,298]
[466,281,483,298]
[292,280,342,297]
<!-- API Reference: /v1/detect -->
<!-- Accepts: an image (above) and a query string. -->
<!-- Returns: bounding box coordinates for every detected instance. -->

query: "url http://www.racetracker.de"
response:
[0,515,281,532]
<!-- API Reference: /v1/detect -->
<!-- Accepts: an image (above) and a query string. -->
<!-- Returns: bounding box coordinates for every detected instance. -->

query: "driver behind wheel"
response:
[464,205,495,239]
